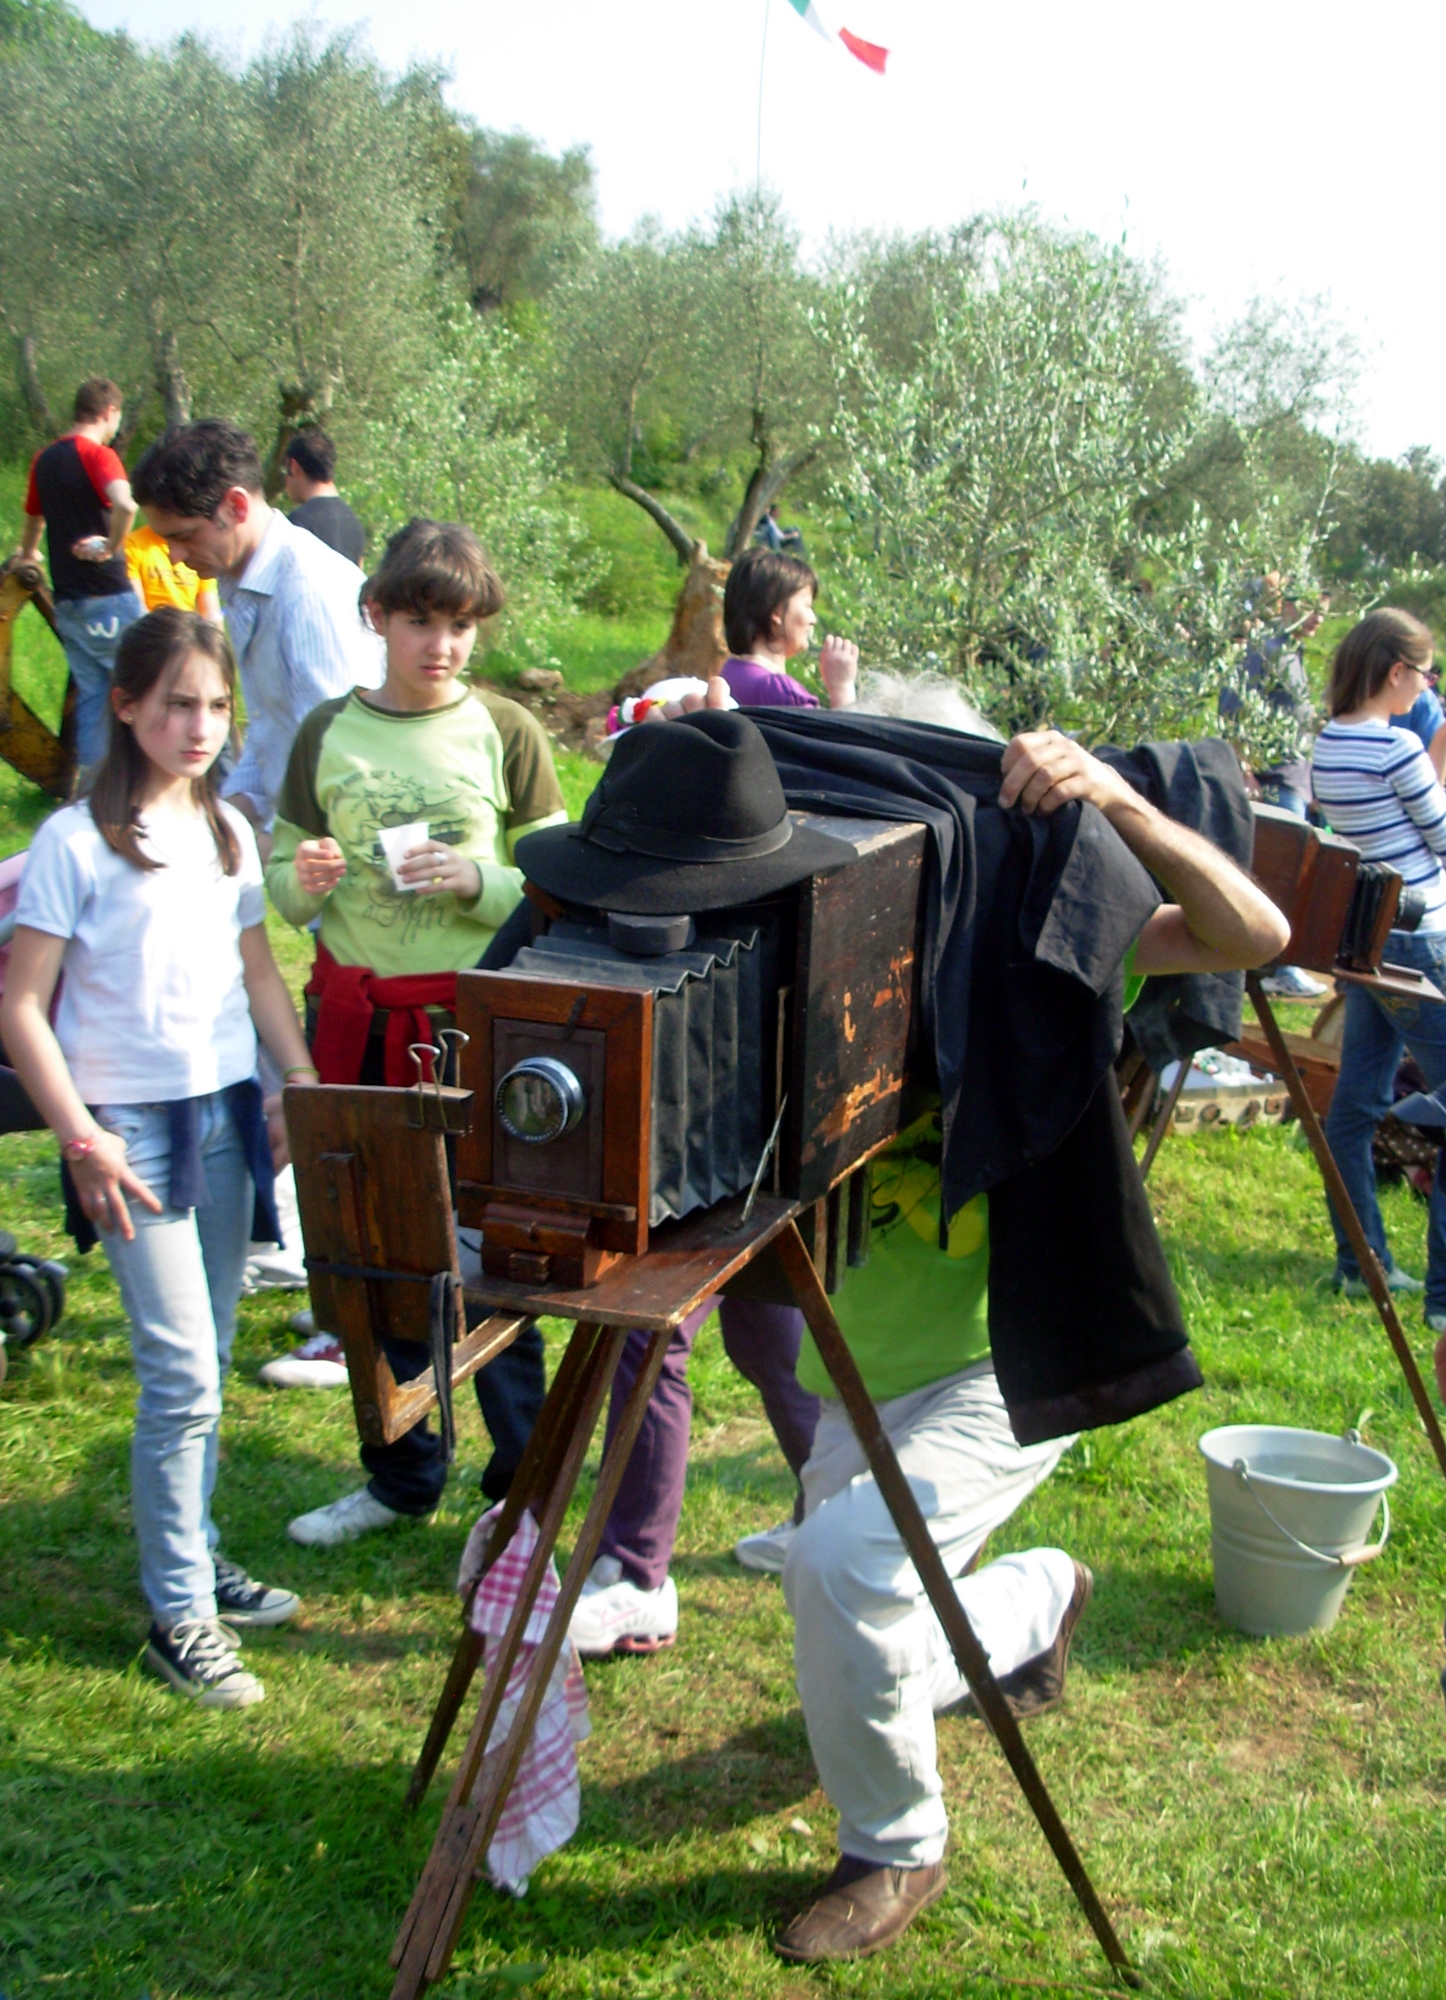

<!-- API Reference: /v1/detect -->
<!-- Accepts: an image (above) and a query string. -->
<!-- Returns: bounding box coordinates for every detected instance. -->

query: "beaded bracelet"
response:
[284,1065,320,1080]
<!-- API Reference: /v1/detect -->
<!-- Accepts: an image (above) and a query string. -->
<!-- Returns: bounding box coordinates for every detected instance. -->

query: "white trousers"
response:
[782,1361,1077,1868]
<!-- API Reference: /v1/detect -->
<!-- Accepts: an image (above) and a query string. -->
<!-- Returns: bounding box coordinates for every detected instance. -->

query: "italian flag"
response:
[784,0,889,72]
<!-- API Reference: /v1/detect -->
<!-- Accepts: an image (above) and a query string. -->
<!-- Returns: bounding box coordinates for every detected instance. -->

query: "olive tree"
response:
[347,308,597,661]
[822,215,1331,756]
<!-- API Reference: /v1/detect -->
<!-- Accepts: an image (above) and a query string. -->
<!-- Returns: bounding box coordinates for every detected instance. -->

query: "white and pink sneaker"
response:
[258,1324,348,1389]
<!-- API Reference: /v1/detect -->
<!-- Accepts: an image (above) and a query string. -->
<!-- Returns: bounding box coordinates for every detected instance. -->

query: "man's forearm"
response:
[1102,790,1284,965]
[104,496,137,557]
[17,517,42,562]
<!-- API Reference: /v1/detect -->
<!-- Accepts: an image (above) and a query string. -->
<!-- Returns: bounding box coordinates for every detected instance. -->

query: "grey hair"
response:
[854,669,1003,740]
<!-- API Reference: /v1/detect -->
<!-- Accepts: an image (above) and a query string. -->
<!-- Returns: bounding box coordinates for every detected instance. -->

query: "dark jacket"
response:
[1096,739,1253,1072]
[742,709,1243,1442]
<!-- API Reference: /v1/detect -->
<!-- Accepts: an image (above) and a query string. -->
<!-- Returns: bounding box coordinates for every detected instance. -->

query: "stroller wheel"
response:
[0,1265,51,1348]
[9,1254,66,1328]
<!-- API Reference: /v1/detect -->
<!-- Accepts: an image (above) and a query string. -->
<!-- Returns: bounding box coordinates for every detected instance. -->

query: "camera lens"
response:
[496,1057,586,1143]
[1395,884,1429,934]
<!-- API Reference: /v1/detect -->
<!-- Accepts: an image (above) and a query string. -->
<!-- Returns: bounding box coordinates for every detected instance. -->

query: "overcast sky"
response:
[78,0,1439,465]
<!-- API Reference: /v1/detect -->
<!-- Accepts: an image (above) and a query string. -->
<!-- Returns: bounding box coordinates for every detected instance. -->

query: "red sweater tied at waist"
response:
[305,941,458,1086]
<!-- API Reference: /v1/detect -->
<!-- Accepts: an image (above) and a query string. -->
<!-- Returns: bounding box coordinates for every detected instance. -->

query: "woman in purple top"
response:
[720,546,859,712]
[567,550,863,1661]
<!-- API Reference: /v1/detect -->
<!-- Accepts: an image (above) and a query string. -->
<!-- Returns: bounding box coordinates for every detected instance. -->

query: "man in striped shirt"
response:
[134,421,382,852]
[1311,607,1446,1333]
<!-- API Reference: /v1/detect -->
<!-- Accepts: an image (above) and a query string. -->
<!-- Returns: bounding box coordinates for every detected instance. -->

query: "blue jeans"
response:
[97,1095,254,1625]
[1258,781,1308,818]
[1323,929,1446,1311]
[362,1321,546,1516]
[53,592,143,767]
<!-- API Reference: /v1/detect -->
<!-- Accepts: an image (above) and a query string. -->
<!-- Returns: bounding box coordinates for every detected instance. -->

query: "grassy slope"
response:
[2,1128,1445,1999]
[3,470,1446,1998]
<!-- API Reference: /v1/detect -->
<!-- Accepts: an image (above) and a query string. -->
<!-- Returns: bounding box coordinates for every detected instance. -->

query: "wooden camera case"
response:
[455,815,927,1289]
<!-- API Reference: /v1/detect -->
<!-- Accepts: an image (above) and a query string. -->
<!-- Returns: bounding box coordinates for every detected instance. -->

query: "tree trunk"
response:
[606,472,697,567]
[15,333,57,436]
[725,445,818,559]
[264,377,335,500]
[155,327,193,429]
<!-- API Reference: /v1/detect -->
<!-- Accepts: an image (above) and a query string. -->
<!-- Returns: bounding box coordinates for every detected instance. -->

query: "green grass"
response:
[3,1120,1446,1999]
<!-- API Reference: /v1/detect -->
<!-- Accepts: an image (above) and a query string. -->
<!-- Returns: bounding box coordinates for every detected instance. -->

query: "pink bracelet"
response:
[60,1134,99,1161]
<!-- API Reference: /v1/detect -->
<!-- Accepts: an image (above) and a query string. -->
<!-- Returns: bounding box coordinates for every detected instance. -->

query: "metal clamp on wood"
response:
[406,1039,474,1132]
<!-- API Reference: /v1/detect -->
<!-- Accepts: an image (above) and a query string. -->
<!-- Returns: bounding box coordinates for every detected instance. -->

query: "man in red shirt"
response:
[16,378,141,766]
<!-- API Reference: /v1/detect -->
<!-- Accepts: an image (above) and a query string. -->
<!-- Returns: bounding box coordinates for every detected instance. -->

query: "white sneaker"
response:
[288,1488,402,1547]
[733,1519,798,1575]
[1337,1268,1424,1299]
[258,1330,347,1389]
[568,1555,678,1656]
[239,1251,309,1295]
[1260,966,1328,999]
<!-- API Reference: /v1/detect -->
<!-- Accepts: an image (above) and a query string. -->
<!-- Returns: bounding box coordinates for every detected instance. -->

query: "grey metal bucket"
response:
[1198,1424,1396,1637]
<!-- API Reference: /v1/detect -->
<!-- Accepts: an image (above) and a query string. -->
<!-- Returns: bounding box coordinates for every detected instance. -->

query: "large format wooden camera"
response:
[453,815,927,1288]
[1250,803,1439,997]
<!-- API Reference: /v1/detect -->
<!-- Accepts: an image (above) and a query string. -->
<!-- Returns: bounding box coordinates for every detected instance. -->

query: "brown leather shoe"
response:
[773,1853,948,1962]
[946,1559,1093,1722]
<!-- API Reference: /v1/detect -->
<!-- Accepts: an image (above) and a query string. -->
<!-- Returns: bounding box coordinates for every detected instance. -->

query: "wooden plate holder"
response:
[284,1078,531,1448]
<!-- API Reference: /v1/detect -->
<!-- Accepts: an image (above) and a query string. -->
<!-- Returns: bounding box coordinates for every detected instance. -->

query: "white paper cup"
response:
[378,821,429,892]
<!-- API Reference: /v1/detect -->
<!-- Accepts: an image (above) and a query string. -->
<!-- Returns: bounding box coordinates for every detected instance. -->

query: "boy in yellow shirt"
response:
[125,523,221,621]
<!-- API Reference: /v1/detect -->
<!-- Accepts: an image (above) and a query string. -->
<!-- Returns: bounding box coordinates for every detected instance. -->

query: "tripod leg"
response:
[1138,1058,1189,1181]
[773,1223,1138,1989]
[1247,975,1446,1486]
[404,1320,613,1812]
[394,1318,681,1996]
[391,1320,622,1990]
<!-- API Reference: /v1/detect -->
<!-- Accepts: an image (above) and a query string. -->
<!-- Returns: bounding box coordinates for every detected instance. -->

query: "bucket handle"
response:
[1230,1457,1391,1570]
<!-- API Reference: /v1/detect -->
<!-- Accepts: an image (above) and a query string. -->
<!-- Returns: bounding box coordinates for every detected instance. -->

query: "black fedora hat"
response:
[515,709,855,914]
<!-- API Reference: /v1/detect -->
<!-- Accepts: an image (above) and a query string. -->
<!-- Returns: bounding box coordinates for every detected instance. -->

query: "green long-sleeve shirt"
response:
[266,687,566,977]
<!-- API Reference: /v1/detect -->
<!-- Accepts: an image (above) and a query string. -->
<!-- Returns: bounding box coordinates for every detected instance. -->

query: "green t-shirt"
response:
[797,944,1146,1402]
[266,688,566,977]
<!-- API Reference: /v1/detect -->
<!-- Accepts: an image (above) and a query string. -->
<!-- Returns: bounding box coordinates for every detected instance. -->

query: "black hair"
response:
[723,546,818,655]
[131,419,264,518]
[285,429,336,483]
[86,609,240,874]
[362,518,505,623]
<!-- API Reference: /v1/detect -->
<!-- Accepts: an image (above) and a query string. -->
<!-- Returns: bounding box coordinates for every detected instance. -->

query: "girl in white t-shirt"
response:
[1,607,318,1710]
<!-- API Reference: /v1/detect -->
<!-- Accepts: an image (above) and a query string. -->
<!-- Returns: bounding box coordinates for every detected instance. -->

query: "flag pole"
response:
[756,0,770,195]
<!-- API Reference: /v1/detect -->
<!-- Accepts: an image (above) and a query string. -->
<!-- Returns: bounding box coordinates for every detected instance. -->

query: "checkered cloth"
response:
[457,1505,591,1896]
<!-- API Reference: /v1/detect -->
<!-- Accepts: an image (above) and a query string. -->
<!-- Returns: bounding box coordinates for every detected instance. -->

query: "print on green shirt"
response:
[796,943,1146,1405]
[795,1106,992,1405]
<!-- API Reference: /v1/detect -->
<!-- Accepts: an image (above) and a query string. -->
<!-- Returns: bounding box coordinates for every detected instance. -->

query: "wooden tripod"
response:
[389,1192,1138,1997]
[1246,975,1446,1487]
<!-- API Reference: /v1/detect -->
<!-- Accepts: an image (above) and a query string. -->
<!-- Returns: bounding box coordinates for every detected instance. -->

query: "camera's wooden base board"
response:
[459,1191,801,1331]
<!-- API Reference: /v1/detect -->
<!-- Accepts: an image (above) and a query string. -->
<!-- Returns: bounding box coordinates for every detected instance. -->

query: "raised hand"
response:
[998,730,1133,817]
[818,634,859,709]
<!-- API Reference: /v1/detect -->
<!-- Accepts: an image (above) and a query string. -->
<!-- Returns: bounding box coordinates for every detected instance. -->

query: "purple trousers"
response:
[596,1299,821,1590]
